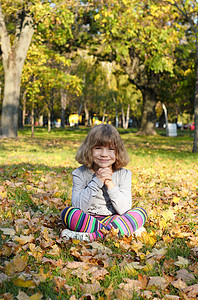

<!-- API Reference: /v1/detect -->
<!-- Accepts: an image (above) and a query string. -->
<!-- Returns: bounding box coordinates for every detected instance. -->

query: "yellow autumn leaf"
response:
[14,234,34,245]
[172,196,180,204]
[125,264,139,276]
[139,231,157,247]
[30,293,43,300]
[14,275,36,288]
[5,254,28,275]
[161,209,176,222]
[143,262,154,272]
[0,190,7,198]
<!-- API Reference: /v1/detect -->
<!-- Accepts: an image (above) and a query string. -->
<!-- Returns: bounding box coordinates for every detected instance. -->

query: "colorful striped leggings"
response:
[61,207,148,240]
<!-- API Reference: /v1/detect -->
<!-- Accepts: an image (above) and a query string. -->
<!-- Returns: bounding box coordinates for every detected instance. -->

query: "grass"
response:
[0,126,197,299]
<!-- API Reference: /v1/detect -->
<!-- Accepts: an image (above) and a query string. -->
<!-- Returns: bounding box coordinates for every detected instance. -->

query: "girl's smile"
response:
[92,145,116,169]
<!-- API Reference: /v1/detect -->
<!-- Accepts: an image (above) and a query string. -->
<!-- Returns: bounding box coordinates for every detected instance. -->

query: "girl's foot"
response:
[60,229,90,242]
[133,226,146,237]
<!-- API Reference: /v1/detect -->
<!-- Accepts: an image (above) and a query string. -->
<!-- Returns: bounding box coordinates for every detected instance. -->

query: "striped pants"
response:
[61,207,148,240]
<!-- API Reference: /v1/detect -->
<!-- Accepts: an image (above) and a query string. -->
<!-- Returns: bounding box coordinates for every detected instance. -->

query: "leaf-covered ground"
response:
[0,127,198,300]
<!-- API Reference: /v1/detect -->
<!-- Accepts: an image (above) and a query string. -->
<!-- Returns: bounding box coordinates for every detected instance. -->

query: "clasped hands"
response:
[95,167,115,189]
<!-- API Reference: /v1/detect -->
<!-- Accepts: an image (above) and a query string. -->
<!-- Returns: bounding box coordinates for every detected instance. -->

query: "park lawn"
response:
[0,126,197,299]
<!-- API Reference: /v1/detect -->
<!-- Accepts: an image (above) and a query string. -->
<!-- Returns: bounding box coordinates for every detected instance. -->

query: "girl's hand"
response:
[96,168,115,189]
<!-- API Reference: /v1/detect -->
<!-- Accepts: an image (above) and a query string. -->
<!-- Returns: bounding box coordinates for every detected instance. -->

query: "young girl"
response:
[61,124,147,241]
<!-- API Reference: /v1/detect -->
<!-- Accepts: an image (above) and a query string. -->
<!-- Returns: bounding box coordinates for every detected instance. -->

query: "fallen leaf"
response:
[174,256,189,268]
[0,228,16,236]
[176,269,195,283]
[79,281,103,294]
[5,254,28,275]
[14,274,37,288]
[14,234,34,245]
[182,283,198,298]
[171,278,187,289]
[148,276,169,290]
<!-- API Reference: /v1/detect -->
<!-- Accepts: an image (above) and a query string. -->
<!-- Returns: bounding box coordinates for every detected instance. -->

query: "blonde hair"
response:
[75,124,130,170]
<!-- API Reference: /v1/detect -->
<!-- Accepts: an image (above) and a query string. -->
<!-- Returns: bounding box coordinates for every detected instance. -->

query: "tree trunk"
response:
[137,88,157,135]
[31,105,34,138]
[22,91,27,127]
[193,62,198,153]
[84,102,89,126]
[38,115,43,126]
[48,110,51,133]
[0,5,34,138]
[125,104,130,129]
[121,106,126,129]
[113,95,119,128]
[61,89,67,128]
[102,110,106,123]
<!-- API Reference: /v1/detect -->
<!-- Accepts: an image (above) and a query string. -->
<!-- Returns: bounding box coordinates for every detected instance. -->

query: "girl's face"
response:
[91,145,116,170]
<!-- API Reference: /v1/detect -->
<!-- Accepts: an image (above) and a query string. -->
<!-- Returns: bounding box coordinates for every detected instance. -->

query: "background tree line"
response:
[0,0,197,152]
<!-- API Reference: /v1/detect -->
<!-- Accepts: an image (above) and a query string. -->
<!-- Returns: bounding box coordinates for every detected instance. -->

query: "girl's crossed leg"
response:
[61,207,148,241]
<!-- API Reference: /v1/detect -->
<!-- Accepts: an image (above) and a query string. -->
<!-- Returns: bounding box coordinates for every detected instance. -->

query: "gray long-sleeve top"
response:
[71,165,132,216]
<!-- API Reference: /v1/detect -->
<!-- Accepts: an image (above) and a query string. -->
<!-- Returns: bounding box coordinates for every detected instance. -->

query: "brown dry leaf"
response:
[182,284,198,298]
[5,254,28,275]
[189,262,198,276]
[70,247,81,258]
[171,278,187,290]
[176,269,195,283]
[48,244,60,256]
[163,258,175,269]
[148,276,169,290]
[113,288,133,300]
[54,276,75,293]
[138,273,149,289]
[66,261,90,270]
[118,278,141,299]
[0,293,13,300]
[42,257,63,267]
[88,241,112,255]
[162,269,175,283]
[0,228,16,236]
[190,247,198,258]
[91,267,109,280]
[14,234,34,245]
[79,281,103,294]
[70,268,89,283]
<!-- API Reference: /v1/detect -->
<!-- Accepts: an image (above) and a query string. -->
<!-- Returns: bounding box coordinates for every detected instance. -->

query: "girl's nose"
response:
[101,147,108,156]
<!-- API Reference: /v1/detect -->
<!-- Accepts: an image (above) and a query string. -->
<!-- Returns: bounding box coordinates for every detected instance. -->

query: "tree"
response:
[163,0,198,152]
[85,0,181,134]
[0,1,34,137]
[0,0,74,138]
